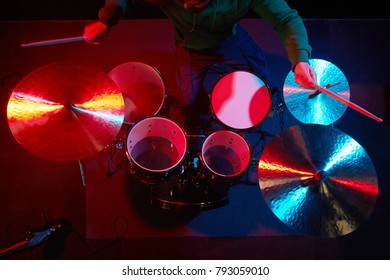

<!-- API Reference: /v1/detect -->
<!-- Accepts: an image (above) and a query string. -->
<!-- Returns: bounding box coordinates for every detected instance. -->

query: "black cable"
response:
[106,136,128,177]
[80,216,129,259]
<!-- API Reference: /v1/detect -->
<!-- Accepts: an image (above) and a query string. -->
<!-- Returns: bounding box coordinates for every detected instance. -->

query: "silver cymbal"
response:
[283,59,350,125]
[258,124,378,237]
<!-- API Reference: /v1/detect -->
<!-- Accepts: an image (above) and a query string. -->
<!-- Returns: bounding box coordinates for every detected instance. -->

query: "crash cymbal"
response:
[283,59,350,125]
[7,62,124,161]
[258,124,378,237]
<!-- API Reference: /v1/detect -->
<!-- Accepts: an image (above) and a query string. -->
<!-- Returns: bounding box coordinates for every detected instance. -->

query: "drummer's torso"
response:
[159,0,252,50]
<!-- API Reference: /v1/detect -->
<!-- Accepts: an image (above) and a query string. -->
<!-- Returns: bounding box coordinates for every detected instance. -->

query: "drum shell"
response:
[108,62,166,124]
[126,116,188,184]
[199,130,251,185]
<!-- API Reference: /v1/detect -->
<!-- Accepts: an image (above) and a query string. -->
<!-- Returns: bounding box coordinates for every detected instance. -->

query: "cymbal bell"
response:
[283,59,350,125]
[258,124,378,237]
[7,62,125,161]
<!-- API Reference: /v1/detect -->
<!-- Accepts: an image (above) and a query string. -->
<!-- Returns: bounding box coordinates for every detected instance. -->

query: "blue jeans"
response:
[173,23,270,128]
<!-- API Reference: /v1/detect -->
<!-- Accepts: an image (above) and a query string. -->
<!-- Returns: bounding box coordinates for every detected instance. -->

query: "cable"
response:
[106,135,128,177]
[79,216,129,259]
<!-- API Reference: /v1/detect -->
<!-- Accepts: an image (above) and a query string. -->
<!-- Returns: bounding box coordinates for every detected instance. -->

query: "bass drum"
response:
[210,70,272,130]
[108,62,166,124]
[151,131,247,211]
[126,116,187,184]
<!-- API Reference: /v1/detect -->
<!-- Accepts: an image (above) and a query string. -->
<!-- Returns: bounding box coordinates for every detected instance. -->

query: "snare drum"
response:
[200,130,251,184]
[126,116,187,184]
[210,71,272,130]
[108,62,166,124]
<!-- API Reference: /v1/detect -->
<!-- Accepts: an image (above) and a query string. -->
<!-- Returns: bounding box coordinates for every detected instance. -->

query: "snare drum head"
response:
[108,62,165,124]
[211,71,271,129]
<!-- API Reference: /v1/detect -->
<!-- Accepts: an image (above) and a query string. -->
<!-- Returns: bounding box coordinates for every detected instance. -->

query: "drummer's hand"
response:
[83,21,108,44]
[294,61,317,89]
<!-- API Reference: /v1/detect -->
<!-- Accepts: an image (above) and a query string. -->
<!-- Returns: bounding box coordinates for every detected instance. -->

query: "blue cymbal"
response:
[283,58,350,125]
[258,124,378,237]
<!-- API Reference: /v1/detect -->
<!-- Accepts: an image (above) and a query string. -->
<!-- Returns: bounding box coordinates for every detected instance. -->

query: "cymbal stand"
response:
[78,159,86,187]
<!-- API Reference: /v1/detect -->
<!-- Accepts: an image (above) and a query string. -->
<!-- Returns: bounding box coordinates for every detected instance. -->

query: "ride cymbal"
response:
[258,124,378,237]
[7,62,124,161]
[283,59,350,125]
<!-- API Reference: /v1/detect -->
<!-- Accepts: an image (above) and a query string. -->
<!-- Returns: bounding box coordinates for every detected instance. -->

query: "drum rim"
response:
[125,115,188,173]
[108,61,166,124]
[200,129,252,178]
[210,70,272,130]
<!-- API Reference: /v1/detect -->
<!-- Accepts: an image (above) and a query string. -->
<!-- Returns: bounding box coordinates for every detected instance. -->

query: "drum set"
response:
[109,63,271,210]
[6,60,273,211]
[6,56,383,236]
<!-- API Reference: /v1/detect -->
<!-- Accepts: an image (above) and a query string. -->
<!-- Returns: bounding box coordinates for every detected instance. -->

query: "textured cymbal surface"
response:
[283,59,350,125]
[258,124,378,237]
[7,62,124,161]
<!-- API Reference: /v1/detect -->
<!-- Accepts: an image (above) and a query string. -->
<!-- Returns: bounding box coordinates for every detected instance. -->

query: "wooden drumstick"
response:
[312,83,383,123]
[20,36,87,47]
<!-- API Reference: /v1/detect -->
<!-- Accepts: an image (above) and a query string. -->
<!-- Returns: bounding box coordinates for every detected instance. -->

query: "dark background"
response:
[0,1,389,261]
[0,1,388,20]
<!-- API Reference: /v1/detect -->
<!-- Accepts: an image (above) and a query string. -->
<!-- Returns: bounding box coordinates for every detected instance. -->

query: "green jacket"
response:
[98,0,312,68]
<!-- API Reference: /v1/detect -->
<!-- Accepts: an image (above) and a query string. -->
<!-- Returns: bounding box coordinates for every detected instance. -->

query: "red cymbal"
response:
[7,62,124,161]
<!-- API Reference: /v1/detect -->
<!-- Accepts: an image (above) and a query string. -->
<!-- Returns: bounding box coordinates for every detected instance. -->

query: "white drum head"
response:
[211,71,271,129]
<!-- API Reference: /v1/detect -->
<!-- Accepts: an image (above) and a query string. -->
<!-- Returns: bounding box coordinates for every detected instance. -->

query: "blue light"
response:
[323,136,362,172]
[270,186,308,221]
[72,106,123,125]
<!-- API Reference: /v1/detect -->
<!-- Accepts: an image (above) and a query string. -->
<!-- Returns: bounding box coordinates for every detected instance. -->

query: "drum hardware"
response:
[148,131,255,211]
[267,102,285,117]
[78,159,86,187]
[308,82,341,99]
[258,124,379,237]
[125,116,188,185]
[106,135,129,178]
[150,157,230,211]
[266,86,286,117]
[198,130,252,185]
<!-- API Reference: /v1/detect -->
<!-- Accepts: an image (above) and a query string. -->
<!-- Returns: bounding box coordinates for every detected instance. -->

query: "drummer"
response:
[84,0,316,133]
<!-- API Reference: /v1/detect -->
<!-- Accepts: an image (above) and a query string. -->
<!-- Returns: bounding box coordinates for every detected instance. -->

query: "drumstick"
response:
[21,36,87,47]
[312,83,383,123]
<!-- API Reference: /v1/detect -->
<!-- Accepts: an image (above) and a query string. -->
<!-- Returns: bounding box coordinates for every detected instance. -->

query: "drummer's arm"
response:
[84,0,128,43]
[98,0,128,28]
